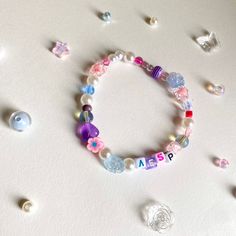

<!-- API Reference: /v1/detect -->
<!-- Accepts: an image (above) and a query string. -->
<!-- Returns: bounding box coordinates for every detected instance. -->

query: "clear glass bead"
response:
[196,32,220,52]
[9,111,31,132]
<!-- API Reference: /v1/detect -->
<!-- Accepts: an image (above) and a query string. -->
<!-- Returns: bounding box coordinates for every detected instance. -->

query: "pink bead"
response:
[134,56,144,65]
[89,62,107,77]
[214,158,229,169]
[52,41,70,58]
[185,127,192,137]
[165,141,181,154]
[102,57,110,66]
[174,87,189,102]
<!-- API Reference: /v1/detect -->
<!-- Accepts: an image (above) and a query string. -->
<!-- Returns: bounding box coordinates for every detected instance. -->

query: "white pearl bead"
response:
[80,94,93,105]
[20,199,34,213]
[149,17,158,26]
[183,118,194,128]
[99,148,112,160]
[108,54,118,63]
[115,50,125,60]
[124,158,136,171]
[87,75,99,86]
[124,52,135,63]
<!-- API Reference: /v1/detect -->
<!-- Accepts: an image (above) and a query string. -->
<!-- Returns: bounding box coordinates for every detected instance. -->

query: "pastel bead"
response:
[124,158,136,171]
[124,52,135,63]
[89,62,107,77]
[82,104,92,111]
[135,158,146,169]
[181,100,192,111]
[81,85,95,95]
[79,111,93,123]
[164,152,175,162]
[167,72,185,88]
[183,118,194,128]
[99,148,112,160]
[80,94,93,105]
[77,122,99,142]
[103,155,125,173]
[166,141,181,154]
[174,87,189,102]
[151,66,163,80]
[87,75,99,86]
[9,111,31,132]
[145,156,158,170]
[175,135,189,148]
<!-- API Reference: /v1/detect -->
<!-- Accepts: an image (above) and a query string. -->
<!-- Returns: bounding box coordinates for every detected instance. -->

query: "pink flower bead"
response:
[102,57,110,66]
[165,141,181,154]
[214,158,229,169]
[89,62,107,77]
[87,137,104,153]
[134,56,144,65]
[174,87,189,102]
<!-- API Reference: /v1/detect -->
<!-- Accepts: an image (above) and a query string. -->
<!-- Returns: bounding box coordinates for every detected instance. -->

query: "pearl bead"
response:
[9,111,31,132]
[124,158,136,171]
[80,94,93,105]
[108,54,118,63]
[124,52,135,63]
[99,148,112,160]
[115,50,125,60]
[20,199,34,213]
[149,17,158,27]
[87,75,99,86]
[182,118,194,128]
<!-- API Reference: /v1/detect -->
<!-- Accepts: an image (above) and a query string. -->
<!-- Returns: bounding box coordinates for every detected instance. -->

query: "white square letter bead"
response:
[164,152,175,162]
[135,158,146,169]
[154,152,166,166]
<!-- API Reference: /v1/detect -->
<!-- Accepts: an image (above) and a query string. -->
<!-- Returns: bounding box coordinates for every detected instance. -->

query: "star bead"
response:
[214,158,229,169]
[52,41,70,58]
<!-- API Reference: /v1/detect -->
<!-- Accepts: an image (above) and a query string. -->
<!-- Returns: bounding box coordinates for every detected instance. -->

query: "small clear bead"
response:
[20,199,34,213]
[149,17,158,27]
[101,11,112,23]
[9,111,32,132]
[99,148,112,160]
[80,94,93,105]
[124,158,136,171]
[108,54,118,63]
[87,75,99,86]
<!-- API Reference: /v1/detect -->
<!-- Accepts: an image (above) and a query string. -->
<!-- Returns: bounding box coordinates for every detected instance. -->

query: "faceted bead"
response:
[211,84,225,96]
[185,110,193,118]
[79,111,93,123]
[175,135,189,148]
[80,85,95,95]
[214,158,229,168]
[174,87,189,102]
[52,41,70,58]
[80,94,93,105]
[165,141,181,154]
[124,158,136,171]
[76,122,99,142]
[145,156,158,170]
[82,104,92,111]
[196,32,220,52]
[151,66,163,80]
[89,62,107,77]
[9,111,32,132]
[166,72,185,88]
[135,157,146,169]
[165,152,175,162]
[101,12,112,23]
[134,56,144,65]
[103,155,125,173]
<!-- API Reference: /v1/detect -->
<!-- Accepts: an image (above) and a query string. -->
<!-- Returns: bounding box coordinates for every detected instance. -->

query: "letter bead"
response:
[135,158,146,169]
[165,152,175,162]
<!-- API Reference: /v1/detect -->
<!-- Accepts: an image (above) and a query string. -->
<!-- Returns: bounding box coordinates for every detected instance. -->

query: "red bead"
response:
[134,56,144,65]
[185,110,193,118]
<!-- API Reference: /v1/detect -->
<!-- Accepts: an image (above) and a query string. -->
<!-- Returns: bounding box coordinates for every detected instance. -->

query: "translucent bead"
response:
[134,56,144,65]
[185,110,193,118]
[103,155,125,173]
[76,122,99,142]
[80,85,95,95]
[80,94,93,105]
[99,148,112,160]
[151,66,163,80]
[124,52,135,63]
[101,11,112,23]
[165,141,181,154]
[196,32,220,52]
[87,75,99,86]
[173,87,189,102]
[214,158,229,169]
[166,72,185,88]
[108,54,118,63]
[149,17,158,27]
[89,62,107,77]
[9,111,32,132]
[124,158,136,171]
[182,118,194,128]
[79,111,93,123]
[175,135,189,148]
[181,100,192,111]
[210,84,225,96]
[115,50,125,60]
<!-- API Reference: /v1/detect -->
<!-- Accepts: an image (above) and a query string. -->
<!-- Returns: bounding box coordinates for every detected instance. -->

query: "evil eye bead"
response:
[9,111,32,132]
[166,72,185,89]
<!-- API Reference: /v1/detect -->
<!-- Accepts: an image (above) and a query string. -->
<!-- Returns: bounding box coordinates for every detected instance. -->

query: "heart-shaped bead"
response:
[76,122,99,142]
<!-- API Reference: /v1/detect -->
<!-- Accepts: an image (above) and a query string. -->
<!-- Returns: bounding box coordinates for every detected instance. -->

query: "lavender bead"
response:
[145,156,158,170]
[166,72,185,88]
[151,66,163,80]
[76,122,99,142]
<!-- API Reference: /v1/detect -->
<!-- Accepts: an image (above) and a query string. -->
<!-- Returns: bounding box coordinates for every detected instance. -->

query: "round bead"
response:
[124,52,135,63]
[20,199,34,213]
[149,17,158,26]
[212,84,225,96]
[182,118,194,128]
[134,56,144,65]
[175,135,189,148]
[108,54,118,63]
[82,104,92,111]
[124,158,136,171]
[87,75,99,86]
[9,111,31,132]
[151,66,163,80]
[79,111,94,123]
[101,11,112,23]
[80,94,93,105]
[166,72,185,88]
[103,155,125,173]
[98,148,112,160]
[115,50,125,60]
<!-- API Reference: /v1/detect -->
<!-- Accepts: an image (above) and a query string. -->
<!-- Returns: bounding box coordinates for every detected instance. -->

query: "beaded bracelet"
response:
[76,51,194,174]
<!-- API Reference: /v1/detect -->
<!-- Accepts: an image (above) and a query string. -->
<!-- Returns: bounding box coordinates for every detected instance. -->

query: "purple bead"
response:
[76,122,99,142]
[82,104,92,111]
[145,156,158,170]
[151,66,163,80]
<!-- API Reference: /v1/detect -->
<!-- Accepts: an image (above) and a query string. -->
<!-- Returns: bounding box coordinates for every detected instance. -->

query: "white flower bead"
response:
[80,94,93,105]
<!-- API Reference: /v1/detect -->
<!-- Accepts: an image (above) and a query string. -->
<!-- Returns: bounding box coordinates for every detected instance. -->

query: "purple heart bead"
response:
[76,122,99,142]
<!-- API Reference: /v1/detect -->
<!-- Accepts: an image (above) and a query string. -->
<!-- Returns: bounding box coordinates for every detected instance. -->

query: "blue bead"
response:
[81,85,95,95]
[101,12,112,22]
[166,72,185,88]
[175,135,189,148]
[103,155,125,173]
[79,111,94,123]
[9,111,31,132]
[181,100,192,110]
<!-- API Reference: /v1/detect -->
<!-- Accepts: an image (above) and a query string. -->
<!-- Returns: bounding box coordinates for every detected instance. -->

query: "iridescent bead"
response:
[124,52,135,63]
[211,84,225,96]
[76,122,99,142]
[166,72,185,88]
[124,158,136,171]
[79,111,93,123]
[182,118,194,128]
[175,135,189,148]
[87,75,99,86]
[80,85,95,95]
[80,94,93,106]
[101,11,112,23]
[82,104,92,111]
[99,148,112,160]
[134,56,144,65]
[9,111,32,132]
[174,87,189,102]
[103,155,125,173]
[151,66,163,80]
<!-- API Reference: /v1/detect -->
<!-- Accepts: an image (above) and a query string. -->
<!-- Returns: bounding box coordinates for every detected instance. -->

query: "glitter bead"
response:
[82,104,92,111]
[79,111,94,123]
[103,155,125,173]
[81,85,95,95]
[124,158,136,171]
[175,135,189,148]
[149,17,158,27]
[151,66,163,80]
[101,11,112,23]
[134,56,144,65]
[9,111,31,132]
[214,158,229,169]
[77,122,99,142]
[166,72,185,88]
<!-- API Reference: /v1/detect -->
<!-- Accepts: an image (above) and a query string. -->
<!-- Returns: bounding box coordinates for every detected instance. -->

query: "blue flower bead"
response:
[166,72,185,89]
[103,155,125,173]
[9,111,31,132]
[81,85,95,95]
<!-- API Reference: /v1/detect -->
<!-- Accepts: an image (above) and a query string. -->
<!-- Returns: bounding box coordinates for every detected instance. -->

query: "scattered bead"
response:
[145,156,158,170]
[81,85,95,95]
[167,73,185,89]
[185,110,193,118]
[149,17,158,27]
[89,62,107,77]
[181,100,192,111]
[142,201,174,233]
[175,135,189,148]
[214,158,229,169]
[77,122,99,142]
[207,83,225,96]
[101,11,112,23]
[52,41,70,58]
[124,52,135,63]
[87,137,104,153]
[151,66,163,80]
[80,94,93,105]
[87,75,99,86]
[135,157,146,169]
[196,32,220,52]
[82,104,92,112]
[103,155,125,173]
[79,111,94,123]
[124,158,136,171]
[9,111,31,132]
[99,148,112,160]
[134,56,144,65]
[20,199,34,213]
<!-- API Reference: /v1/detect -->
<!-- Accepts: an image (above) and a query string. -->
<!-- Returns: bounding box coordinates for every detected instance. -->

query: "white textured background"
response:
[0,0,236,235]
